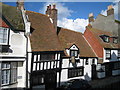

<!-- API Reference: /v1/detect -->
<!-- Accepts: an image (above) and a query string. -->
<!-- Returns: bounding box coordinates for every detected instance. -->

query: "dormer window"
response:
[69,44,79,57]
[70,50,78,57]
[100,35,110,43]
[113,37,118,44]
[0,27,9,45]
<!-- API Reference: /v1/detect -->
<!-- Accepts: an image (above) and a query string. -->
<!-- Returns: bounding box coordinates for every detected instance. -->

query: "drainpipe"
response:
[0,61,2,89]
[24,33,28,89]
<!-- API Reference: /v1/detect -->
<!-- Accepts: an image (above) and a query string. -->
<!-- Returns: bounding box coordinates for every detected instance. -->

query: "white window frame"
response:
[0,27,9,45]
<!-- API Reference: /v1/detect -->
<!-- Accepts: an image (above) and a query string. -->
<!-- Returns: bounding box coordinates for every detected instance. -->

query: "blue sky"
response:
[4,2,112,19]
[3,2,119,33]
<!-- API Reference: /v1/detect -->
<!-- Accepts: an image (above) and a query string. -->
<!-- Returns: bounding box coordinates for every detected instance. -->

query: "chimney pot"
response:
[89,13,94,17]
[53,3,56,9]
[88,13,94,23]
[107,5,114,16]
[49,4,51,9]
[107,5,113,10]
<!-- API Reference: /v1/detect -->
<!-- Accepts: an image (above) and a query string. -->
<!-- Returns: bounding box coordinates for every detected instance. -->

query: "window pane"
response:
[2,62,17,85]
[106,50,111,58]
[71,50,78,57]
[0,28,8,44]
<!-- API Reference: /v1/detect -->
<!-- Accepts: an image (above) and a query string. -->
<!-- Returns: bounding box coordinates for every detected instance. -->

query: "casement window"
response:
[100,35,109,43]
[41,53,55,60]
[106,49,111,59]
[0,27,9,44]
[85,59,89,65]
[113,62,120,70]
[68,67,83,78]
[113,37,118,44]
[1,62,17,85]
[70,50,78,57]
[104,36,109,42]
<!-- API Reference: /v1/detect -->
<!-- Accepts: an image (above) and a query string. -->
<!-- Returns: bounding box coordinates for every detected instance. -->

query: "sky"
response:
[3,1,120,33]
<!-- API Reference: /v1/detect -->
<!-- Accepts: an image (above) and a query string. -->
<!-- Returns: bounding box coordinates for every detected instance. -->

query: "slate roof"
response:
[26,11,63,52]
[0,2,25,30]
[57,27,96,57]
[88,27,118,49]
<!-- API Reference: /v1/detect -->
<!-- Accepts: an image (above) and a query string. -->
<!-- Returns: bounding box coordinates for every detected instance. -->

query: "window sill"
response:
[1,82,18,87]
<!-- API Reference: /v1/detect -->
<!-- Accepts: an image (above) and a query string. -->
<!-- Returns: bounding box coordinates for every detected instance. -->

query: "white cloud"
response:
[40,2,73,20]
[58,18,88,33]
[39,2,88,33]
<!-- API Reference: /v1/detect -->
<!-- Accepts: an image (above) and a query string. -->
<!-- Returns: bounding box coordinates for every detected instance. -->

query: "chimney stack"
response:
[16,0,24,10]
[107,5,114,16]
[46,4,57,32]
[88,13,94,23]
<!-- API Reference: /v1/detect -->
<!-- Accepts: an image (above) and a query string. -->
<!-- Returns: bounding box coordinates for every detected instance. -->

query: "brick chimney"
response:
[107,5,114,16]
[16,0,24,10]
[88,13,94,23]
[46,4,57,32]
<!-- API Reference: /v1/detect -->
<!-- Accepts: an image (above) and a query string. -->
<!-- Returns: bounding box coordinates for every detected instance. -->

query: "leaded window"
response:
[68,67,83,78]
[0,27,8,44]
[106,49,111,59]
[70,50,78,57]
[1,62,17,85]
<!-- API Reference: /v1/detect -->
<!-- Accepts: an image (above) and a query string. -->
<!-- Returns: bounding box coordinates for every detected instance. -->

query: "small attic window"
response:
[100,35,110,43]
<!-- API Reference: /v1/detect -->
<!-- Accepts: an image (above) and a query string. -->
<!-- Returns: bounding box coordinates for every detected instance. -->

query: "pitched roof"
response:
[57,27,96,57]
[26,11,63,52]
[0,2,25,30]
[88,27,118,48]
[0,17,9,28]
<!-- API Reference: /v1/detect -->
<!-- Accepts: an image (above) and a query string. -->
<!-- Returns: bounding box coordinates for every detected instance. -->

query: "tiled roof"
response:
[0,2,25,30]
[57,27,96,57]
[0,17,9,28]
[88,27,118,48]
[26,11,63,51]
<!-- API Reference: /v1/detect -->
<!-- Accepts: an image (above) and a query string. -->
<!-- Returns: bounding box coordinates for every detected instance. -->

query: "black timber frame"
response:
[30,51,63,90]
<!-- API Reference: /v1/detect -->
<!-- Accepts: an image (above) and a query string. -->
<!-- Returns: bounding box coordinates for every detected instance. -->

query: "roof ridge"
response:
[26,10,48,17]
[59,27,83,35]
[99,14,107,17]
[90,27,113,35]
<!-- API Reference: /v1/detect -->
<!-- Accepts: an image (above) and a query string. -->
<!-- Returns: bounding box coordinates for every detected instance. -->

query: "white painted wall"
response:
[60,57,97,85]
[1,8,31,89]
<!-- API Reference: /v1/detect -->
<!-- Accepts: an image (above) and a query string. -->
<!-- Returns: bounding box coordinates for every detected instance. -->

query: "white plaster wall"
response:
[17,61,26,88]
[0,30,26,58]
[9,31,26,56]
[61,58,97,83]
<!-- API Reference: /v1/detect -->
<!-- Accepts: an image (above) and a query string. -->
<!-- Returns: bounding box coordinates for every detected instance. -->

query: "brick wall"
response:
[84,28,103,58]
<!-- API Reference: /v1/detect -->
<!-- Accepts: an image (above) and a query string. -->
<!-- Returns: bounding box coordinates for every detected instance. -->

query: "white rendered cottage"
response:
[0,2,30,89]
